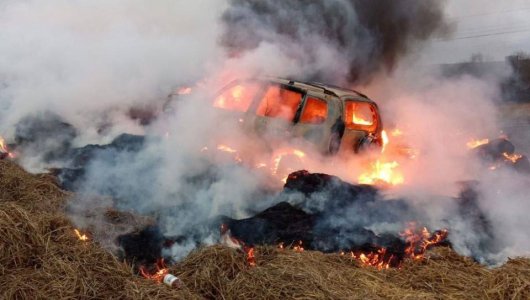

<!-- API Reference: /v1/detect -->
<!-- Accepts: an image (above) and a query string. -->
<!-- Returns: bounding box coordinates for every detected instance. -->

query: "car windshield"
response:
[213,82,262,112]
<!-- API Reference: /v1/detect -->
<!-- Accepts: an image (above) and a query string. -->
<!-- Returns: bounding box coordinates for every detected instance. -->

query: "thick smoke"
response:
[0,0,224,147]
[0,0,528,266]
[220,0,452,84]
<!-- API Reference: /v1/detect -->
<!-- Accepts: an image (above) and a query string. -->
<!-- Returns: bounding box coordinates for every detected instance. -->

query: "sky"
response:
[421,0,530,64]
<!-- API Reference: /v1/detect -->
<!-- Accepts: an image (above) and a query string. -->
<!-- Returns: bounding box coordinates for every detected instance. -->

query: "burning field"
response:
[1,160,529,299]
[1,0,530,299]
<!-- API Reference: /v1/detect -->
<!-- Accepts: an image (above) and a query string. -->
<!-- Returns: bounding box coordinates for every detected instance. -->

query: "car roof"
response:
[261,77,375,103]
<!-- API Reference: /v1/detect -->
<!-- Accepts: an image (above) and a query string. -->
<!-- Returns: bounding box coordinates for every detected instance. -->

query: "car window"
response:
[300,97,328,124]
[214,82,262,112]
[256,85,303,121]
[344,101,378,130]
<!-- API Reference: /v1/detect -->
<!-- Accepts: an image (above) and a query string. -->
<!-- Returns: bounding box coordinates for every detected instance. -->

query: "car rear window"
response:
[300,97,328,124]
[344,101,378,130]
[256,85,303,121]
[214,82,262,112]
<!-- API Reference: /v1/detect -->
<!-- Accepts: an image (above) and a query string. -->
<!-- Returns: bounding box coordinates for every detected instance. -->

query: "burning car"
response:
[213,78,384,155]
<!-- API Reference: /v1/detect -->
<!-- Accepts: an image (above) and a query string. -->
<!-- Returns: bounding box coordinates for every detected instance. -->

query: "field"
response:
[1,160,529,299]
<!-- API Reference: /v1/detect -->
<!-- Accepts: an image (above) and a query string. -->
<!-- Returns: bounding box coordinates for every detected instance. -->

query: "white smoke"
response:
[0,0,528,265]
[0,0,225,143]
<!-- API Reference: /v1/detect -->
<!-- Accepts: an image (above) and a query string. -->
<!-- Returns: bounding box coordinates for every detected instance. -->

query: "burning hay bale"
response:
[172,245,529,299]
[470,137,530,173]
[1,160,529,299]
[0,160,196,299]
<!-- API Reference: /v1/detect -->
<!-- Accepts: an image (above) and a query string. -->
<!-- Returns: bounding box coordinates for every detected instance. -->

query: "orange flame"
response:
[0,137,8,153]
[217,144,238,153]
[352,114,373,126]
[271,148,306,175]
[292,240,304,253]
[220,224,257,267]
[381,130,389,153]
[401,222,449,261]
[140,258,169,283]
[467,138,489,149]
[213,84,251,111]
[74,229,89,241]
[503,152,522,163]
[244,246,256,267]
[390,128,403,137]
[0,136,15,158]
[216,144,243,163]
[347,224,448,269]
[358,160,404,186]
[350,248,392,270]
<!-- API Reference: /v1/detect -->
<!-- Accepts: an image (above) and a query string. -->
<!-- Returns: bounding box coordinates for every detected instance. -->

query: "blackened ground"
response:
[222,171,417,263]
[13,112,77,162]
[86,169,500,268]
[117,225,167,266]
[52,133,146,190]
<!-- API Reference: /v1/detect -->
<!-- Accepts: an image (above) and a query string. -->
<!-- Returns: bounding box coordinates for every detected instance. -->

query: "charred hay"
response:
[0,160,529,299]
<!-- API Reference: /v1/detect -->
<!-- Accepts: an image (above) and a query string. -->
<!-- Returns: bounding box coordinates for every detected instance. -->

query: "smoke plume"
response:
[220,0,452,84]
[0,0,528,266]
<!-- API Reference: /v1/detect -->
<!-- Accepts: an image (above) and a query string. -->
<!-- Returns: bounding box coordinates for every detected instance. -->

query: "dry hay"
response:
[0,160,529,299]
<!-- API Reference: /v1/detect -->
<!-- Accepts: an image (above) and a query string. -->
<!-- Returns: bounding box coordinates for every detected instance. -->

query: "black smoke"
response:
[221,0,452,84]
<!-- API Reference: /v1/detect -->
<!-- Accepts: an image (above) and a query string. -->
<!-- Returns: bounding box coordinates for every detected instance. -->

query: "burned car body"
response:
[213,78,384,155]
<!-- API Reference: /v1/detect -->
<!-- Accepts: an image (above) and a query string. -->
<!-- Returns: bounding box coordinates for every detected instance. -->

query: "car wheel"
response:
[328,131,342,155]
[355,134,378,153]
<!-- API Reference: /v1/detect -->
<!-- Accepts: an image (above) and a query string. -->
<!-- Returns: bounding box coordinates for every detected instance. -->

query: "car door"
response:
[290,93,337,153]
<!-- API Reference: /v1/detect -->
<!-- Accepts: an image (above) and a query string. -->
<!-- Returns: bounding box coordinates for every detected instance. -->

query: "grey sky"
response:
[421,0,530,64]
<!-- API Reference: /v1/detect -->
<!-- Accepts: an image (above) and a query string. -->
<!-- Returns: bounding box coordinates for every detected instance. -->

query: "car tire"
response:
[328,119,345,155]
[328,131,342,154]
[355,134,380,153]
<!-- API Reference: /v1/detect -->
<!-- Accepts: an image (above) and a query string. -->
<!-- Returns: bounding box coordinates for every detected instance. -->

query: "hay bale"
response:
[168,245,529,299]
[0,160,67,212]
[0,160,529,299]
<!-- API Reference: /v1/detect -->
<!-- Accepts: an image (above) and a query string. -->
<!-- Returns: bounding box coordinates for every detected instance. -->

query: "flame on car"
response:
[358,129,405,186]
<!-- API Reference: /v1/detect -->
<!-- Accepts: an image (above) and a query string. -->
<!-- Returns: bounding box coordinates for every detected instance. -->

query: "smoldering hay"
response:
[0,0,526,262]
[0,0,530,298]
[1,159,529,299]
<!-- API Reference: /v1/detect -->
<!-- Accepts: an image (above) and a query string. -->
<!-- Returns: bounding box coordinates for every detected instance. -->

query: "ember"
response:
[292,240,304,253]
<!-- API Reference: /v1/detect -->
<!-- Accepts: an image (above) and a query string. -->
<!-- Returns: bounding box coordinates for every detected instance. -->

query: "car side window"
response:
[256,85,303,121]
[300,97,328,124]
[344,101,378,130]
